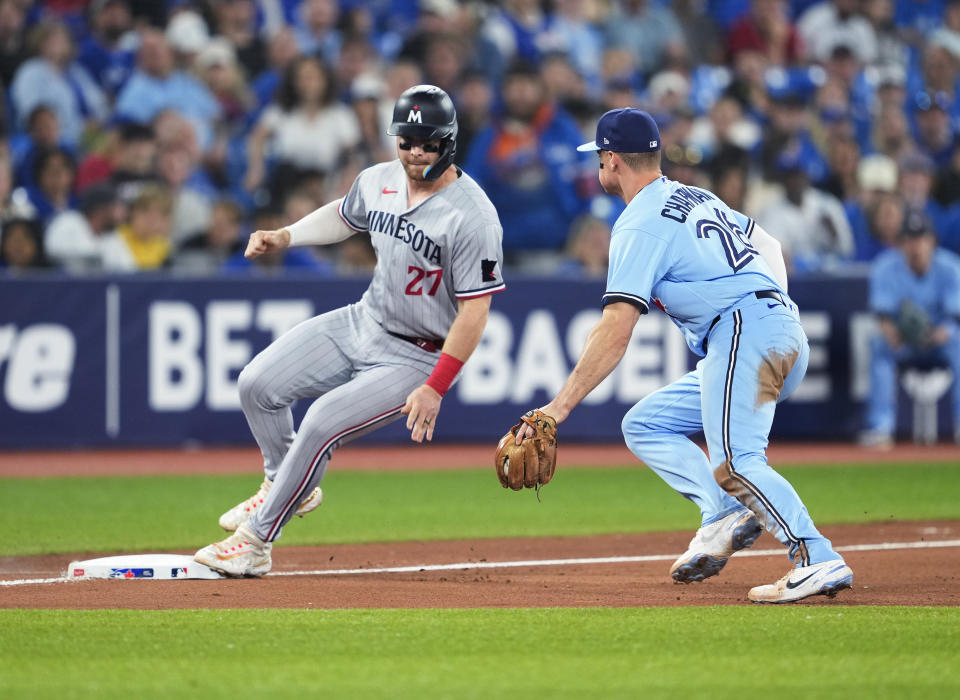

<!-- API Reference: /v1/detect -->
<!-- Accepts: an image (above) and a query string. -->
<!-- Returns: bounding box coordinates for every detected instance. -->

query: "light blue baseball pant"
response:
[623,294,840,566]
[866,328,960,436]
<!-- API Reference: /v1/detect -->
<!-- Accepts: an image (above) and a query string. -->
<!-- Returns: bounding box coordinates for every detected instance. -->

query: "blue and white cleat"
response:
[670,510,763,583]
[748,559,854,604]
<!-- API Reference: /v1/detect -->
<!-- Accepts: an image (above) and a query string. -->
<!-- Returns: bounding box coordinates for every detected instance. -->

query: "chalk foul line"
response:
[269,538,960,578]
[2,538,958,587]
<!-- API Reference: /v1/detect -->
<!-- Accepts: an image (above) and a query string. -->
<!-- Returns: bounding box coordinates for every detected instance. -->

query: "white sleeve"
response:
[285,198,357,246]
[751,223,789,292]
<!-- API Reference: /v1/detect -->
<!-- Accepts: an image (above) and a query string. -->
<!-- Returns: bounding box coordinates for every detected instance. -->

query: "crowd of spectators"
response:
[0,0,959,278]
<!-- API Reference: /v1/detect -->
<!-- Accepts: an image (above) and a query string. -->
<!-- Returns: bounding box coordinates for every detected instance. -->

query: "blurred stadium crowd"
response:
[0,0,959,277]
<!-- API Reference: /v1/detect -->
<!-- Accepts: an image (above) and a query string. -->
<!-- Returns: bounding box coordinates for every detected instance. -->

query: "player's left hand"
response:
[495,409,559,491]
[515,402,566,444]
[402,384,442,443]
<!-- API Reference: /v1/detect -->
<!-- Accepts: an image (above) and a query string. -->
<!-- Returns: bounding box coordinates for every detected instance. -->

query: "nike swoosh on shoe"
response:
[785,571,818,589]
[786,563,846,589]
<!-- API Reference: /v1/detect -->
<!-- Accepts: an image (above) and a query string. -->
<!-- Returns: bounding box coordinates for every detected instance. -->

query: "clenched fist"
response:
[245,229,291,259]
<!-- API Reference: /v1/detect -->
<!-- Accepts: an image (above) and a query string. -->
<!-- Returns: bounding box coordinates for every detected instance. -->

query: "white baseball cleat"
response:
[194,524,272,577]
[218,478,323,531]
[748,559,854,604]
[670,509,763,583]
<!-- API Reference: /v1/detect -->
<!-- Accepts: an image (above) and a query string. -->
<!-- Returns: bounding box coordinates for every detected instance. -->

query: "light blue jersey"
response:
[613,177,841,570]
[604,177,784,355]
[870,248,960,324]
[578,106,848,594]
[865,247,960,436]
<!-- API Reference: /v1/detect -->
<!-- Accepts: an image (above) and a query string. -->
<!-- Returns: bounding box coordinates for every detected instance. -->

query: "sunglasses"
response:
[398,140,441,153]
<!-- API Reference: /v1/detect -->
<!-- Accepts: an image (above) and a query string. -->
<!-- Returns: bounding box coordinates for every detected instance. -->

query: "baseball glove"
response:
[897,300,933,348]
[494,410,558,492]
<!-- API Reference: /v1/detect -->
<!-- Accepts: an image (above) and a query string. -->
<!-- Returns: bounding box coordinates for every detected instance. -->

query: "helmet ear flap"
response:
[422,136,457,181]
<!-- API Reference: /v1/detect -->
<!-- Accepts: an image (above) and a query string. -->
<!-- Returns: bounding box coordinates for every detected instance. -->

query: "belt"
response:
[754,289,786,306]
[703,290,787,353]
[387,331,445,353]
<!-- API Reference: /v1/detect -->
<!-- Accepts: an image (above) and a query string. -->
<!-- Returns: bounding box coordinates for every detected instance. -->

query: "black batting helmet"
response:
[387,84,458,181]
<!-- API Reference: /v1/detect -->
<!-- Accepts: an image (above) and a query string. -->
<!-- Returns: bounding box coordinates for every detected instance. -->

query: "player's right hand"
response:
[245,229,291,259]
[402,384,442,443]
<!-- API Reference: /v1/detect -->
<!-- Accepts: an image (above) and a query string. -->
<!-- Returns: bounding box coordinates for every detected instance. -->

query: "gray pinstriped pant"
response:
[239,302,434,542]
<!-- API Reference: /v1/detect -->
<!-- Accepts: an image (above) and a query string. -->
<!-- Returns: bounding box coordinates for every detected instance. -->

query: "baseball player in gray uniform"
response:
[195,85,505,577]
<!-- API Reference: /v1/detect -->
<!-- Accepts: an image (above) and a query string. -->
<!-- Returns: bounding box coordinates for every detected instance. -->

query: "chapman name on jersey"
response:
[659,184,719,223]
[604,176,785,356]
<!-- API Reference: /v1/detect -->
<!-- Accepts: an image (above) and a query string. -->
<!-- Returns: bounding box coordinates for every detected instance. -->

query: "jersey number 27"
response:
[696,209,758,272]
[406,266,443,295]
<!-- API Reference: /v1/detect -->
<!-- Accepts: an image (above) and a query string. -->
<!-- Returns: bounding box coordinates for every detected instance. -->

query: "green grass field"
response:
[2,460,959,699]
[1,608,958,699]
[4,462,960,556]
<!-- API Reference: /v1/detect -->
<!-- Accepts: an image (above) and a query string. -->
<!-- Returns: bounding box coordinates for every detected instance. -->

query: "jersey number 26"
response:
[696,209,758,272]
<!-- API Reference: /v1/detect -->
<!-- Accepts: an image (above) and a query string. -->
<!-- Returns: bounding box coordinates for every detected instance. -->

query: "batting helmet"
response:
[387,84,458,181]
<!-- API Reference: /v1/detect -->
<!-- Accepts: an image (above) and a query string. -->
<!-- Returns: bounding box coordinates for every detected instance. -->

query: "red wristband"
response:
[424,353,463,397]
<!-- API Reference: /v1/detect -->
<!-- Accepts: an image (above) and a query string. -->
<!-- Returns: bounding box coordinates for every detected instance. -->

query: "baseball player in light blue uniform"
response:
[520,109,853,603]
[862,210,960,446]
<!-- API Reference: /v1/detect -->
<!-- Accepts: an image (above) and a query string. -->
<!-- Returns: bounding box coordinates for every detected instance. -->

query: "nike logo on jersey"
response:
[382,187,398,194]
[767,303,779,309]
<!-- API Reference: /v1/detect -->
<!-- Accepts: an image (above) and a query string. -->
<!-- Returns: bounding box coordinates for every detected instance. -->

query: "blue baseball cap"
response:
[577,108,661,153]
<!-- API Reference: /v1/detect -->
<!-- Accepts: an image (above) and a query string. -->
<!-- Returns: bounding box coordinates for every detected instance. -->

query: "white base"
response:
[66,554,224,580]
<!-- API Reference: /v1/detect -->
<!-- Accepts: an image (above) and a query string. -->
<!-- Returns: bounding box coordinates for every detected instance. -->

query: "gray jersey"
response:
[339,160,505,339]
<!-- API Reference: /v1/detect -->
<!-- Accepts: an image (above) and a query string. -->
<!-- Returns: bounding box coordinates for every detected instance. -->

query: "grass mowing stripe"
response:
[0,608,958,699]
[4,462,960,556]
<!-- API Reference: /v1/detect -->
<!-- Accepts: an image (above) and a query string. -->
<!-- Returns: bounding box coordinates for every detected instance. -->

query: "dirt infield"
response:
[2,444,957,609]
[1,442,958,478]
[2,520,957,609]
